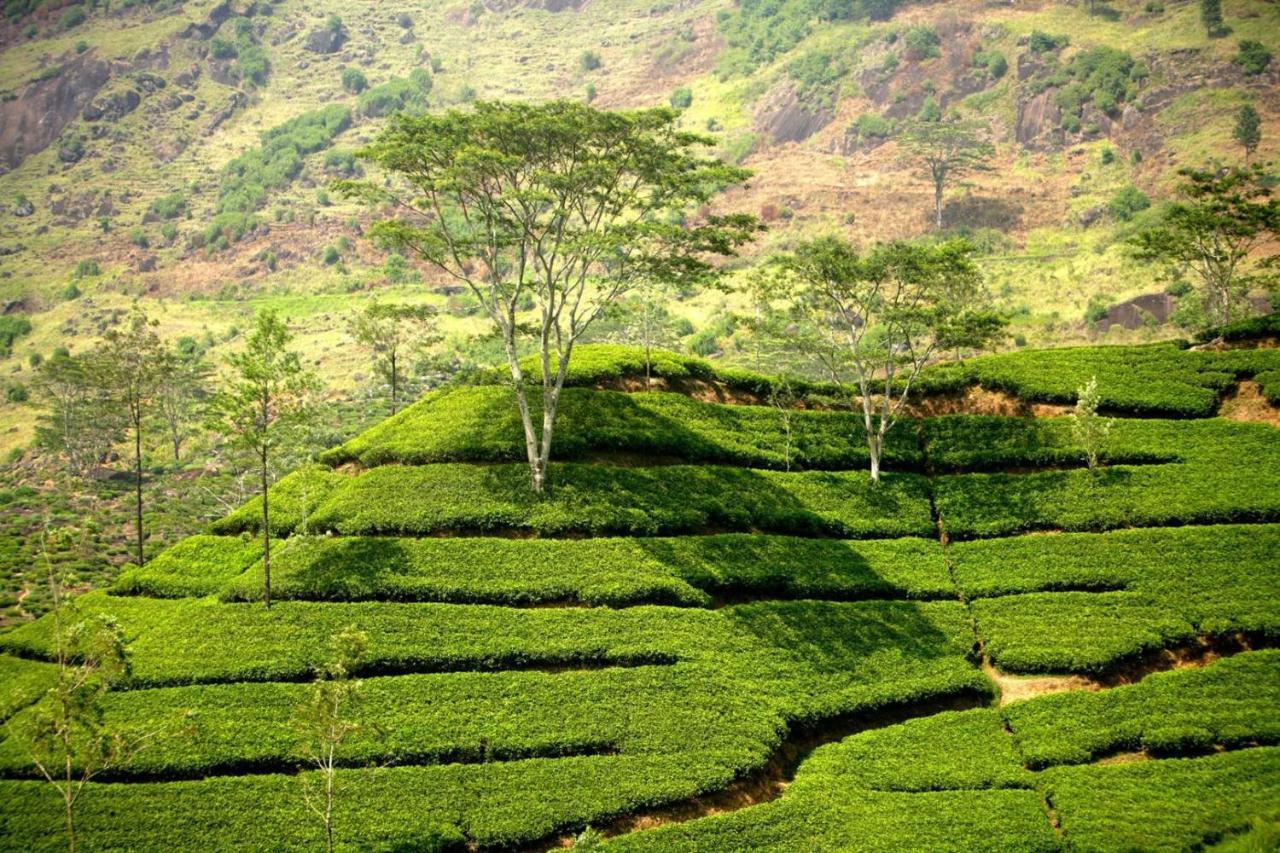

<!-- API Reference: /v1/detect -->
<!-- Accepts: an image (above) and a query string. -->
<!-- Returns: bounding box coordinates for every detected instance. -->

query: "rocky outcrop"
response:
[202,91,246,136]
[1015,89,1062,146]
[82,88,141,122]
[304,25,346,54]
[0,54,111,169]
[1097,293,1176,331]
[179,0,233,40]
[754,84,833,145]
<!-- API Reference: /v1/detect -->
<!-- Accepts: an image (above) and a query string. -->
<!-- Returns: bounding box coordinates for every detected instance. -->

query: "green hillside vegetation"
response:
[1,337,1278,849]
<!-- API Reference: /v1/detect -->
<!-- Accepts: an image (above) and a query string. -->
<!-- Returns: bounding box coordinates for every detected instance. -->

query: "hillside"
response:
[0,0,1278,455]
[0,342,1278,849]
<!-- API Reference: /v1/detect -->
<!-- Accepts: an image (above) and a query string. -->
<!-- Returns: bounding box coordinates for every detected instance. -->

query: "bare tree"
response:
[294,626,370,853]
[96,307,167,566]
[340,100,760,492]
[347,300,440,414]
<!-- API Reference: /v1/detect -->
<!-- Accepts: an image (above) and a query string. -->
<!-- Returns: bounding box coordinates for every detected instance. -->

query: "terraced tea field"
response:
[1,345,1278,851]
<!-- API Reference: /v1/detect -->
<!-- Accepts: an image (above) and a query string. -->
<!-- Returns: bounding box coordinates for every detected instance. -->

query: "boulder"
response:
[305,26,347,54]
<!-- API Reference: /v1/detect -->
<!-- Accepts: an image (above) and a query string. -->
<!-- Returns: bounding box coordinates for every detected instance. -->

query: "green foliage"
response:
[902,26,940,61]
[222,533,951,606]
[1107,184,1150,221]
[320,386,922,471]
[1045,749,1280,851]
[918,341,1280,416]
[714,0,905,76]
[148,191,186,220]
[1051,46,1145,125]
[340,66,367,93]
[579,49,601,71]
[851,112,893,139]
[1233,104,1261,159]
[73,259,100,279]
[289,461,936,539]
[972,48,1007,79]
[1235,40,1272,75]
[952,523,1279,671]
[1028,30,1068,53]
[1200,0,1226,37]
[216,106,351,230]
[1005,651,1280,767]
[0,314,32,356]
[668,86,692,109]
[935,418,1280,539]
[113,535,263,598]
[358,73,432,118]
[56,3,85,31]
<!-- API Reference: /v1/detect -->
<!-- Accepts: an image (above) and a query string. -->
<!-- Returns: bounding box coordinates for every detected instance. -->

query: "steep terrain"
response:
[0,342,1277,849]
[0,0,1277,455]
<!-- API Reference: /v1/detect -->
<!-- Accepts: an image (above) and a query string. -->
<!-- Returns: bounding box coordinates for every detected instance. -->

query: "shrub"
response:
[73,259,99,278]
[902,26,940,60]
[341,66,367,93]
[669,87,692,109]
[1028,30,1068,53]
[56,3,85,30]
[579,50,601,72]
[852,113,892,139]
[972,48,1007,78]
[5,382,27,403]
[1235,40,1272,75]
[1107,184,1150,221]
[149,192,187,220]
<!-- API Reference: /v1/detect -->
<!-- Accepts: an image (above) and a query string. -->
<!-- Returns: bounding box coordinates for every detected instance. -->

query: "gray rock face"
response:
[305,26,347,54]
[82,88,141,122]
[0,55,111,169]
[754,84,833,145]
[12,200,34,217]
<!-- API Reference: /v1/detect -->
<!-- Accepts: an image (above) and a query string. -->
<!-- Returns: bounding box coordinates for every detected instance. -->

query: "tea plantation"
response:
[1,344,1278,851]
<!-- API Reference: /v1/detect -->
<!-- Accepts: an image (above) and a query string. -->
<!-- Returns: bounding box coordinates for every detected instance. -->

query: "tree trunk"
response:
[65,792,75,853]
[934,181,944,230]
[499,332,543,493]
[134,419,145,567]
[260,445,271,609]
[389,352,398,416]
[868,432,882,483]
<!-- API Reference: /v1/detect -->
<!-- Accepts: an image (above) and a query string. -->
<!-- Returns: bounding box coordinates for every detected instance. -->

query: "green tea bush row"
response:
[919,342,1280,417]
[209,466,347,536]
[955,525,1280,673]
[0,655,54,722]
[921,415,1173,472]
[222,533,953,606]
[112,535,262,598]
[1043,748,1280,852]
[320,387,922,471]
[970,591,1198,674]
[297,463,936,539]
[934,419,1280,537]
[1005,651,1280,767]
[606,709,1055,852]
[0,594,978,692]
[1193,312,1280,344]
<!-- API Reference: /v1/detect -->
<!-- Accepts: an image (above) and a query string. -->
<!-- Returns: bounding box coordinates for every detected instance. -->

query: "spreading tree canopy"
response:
[340,100,760,492]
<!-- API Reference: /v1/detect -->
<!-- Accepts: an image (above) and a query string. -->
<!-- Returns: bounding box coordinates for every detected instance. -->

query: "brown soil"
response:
[1095,751,1151,766]
[909,386,1070,418]
[1218,381,1280,428]
[985,661,1101,706]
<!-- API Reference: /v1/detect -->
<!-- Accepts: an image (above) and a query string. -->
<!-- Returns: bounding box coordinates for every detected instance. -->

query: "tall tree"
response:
[768,236,1004,481]
[1131,164,1279,330]
[1233,104,1261,163]
[1200,0,1224,36]
[155,343,211,462]
[608,281,689,389]
[347,301,440,414]
[294,625,370,853]
[95,308,166,566]
[207,310,320,607]
[33,352,120,478]
[340,100,760,492]
[899,119,995,230]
